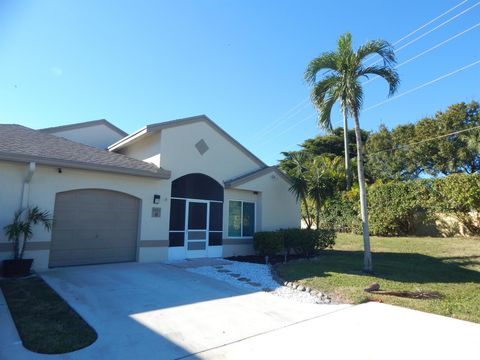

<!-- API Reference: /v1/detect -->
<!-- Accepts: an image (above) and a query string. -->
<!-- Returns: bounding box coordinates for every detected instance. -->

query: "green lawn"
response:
[0,275,97,354]
[276,233,480,323]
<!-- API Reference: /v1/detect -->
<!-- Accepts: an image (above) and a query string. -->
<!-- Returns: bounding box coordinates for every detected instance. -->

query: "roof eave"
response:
[0,152,171,179]
[224,166,292,188]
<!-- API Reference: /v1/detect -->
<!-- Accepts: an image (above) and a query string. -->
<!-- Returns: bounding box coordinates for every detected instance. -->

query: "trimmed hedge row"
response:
[253,228,336,260]
[320,173,480,236]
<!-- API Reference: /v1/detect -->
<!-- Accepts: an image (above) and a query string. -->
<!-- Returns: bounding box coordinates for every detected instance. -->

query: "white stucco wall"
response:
[230,170,301,231]
[117,132,162,167]
[0,161,170,270]
[47,124,125,149]
[159,121,263,183]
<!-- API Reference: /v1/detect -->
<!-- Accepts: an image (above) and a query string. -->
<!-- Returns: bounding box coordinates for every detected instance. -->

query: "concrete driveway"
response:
[1,262,480,359]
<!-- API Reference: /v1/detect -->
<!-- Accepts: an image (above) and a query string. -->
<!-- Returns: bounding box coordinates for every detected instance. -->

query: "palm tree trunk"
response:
[315,199,320,229]
[302,197,313,229]
[352,111,372,272]
[342,108,352,190]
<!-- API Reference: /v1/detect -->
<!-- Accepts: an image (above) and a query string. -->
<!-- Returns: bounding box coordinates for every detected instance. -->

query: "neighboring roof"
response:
[224,166,292,188]
[108,115,267,168]
[39,119,128,137]
[0,124,170,179]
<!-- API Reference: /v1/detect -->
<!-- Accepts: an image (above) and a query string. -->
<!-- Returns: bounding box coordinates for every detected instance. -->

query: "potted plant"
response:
[3,206,52,277]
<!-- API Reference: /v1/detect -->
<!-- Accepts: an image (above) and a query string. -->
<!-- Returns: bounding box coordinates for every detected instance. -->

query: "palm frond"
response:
[304,52,338,84]
[315,90,339,131]
[359,65,400,96]
[310,74,341,107]
[356,39,396,66]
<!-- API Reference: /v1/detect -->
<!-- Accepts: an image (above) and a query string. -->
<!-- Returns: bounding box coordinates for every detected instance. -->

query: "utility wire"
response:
[364,58,480,112]
[367,1,480,66]
[363,21,480,85]
[391,0,468,46]
[251,2,469,141]
[251,98,310,140]
[366,124,480,157]
[267,58,480,145]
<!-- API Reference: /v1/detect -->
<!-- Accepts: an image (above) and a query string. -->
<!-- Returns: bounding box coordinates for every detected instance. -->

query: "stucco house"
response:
[0,116,300,270]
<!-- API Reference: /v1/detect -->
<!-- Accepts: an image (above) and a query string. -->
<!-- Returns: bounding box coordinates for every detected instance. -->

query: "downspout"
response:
[20,162,36,211]
[17,162,36,259]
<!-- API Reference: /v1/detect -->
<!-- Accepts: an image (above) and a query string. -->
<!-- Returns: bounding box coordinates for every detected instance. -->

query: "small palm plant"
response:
[4,206,52,260]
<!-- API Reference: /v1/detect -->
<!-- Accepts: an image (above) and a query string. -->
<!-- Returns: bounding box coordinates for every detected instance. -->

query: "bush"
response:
[253,231,283,257]
[320,193,362,234]
[282,228,336,257]
[368,179,432,236]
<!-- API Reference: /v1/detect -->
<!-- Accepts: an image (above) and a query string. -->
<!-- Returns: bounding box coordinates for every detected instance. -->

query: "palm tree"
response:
[307,154,344,228]
[282,151,314,229]
[4,206,52,259]
[304,33,400,272]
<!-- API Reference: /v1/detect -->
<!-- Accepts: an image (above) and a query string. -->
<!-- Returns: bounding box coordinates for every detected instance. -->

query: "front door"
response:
[185,200,209,258]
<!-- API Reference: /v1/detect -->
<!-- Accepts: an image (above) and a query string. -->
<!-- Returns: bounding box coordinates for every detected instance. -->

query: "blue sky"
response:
[1,0,479,165]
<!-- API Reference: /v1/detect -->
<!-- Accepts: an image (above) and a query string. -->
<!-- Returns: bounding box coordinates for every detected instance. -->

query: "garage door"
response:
[49,189,140,267]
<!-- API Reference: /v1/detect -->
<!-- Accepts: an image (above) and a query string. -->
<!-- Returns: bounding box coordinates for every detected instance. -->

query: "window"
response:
[228,201,255,237]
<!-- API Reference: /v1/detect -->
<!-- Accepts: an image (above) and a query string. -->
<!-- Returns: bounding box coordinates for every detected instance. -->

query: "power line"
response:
[368,1,480,67]
[391,0,468,46]
[367,124,480,157]
[363,21,480,85]
[265,58,480,144]
[364,58,480,112]
[251,98,310,140]
[251,2,470,140]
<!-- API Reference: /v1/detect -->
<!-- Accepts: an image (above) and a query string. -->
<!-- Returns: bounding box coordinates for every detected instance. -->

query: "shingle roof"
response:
[0,124,170,178]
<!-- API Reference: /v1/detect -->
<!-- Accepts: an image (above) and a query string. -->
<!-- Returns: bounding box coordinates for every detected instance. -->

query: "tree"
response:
[280,151,314,229]
[415,101,480,175]
[365,123,420,181]
[306,154,345,227]
[304,33,399,272]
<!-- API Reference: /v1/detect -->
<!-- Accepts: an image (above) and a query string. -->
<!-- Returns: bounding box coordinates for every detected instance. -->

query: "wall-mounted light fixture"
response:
[153,194,160,204]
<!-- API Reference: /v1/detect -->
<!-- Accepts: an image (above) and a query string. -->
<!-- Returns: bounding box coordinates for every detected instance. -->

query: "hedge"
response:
[253,228,336,261]
[326,173,480,236]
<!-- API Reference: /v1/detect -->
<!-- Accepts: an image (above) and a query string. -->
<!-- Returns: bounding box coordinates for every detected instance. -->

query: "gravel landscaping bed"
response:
[186,260,332,304]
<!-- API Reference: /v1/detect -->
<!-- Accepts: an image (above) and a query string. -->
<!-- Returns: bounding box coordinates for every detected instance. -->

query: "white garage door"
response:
[49,189,140,267]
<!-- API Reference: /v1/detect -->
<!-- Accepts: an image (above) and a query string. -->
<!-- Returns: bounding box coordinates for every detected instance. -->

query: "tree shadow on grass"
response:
[287,250,480,284]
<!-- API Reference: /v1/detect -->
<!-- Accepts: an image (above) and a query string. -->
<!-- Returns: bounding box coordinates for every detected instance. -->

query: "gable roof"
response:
[0,124,170,179]
[108,115,267,168]
[224,166,292,188]
[40,119,128,137]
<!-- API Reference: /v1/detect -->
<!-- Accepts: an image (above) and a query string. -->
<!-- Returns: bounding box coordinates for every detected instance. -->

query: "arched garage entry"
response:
[169,173,223,258]
[49,189,140,267]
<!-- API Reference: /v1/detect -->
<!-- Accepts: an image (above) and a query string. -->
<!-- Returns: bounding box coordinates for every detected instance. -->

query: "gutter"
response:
[20,162,36,210]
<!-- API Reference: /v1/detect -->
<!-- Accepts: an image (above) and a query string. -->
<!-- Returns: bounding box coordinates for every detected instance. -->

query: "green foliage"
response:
[365,101,480,181]
[254,229,336,259]
[319,192,362,233]
[364,174,480,236]
[3,206,52,259]
[368,180,432,236]
[279,152,345,228]
[430,173,480,235]
[253,231,283,257]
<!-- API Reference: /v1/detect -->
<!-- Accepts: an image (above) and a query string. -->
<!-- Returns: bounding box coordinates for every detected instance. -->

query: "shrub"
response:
[320,193,361,234]
[253,231,283,258]
[282,228,336,257]
[367,179,432,236]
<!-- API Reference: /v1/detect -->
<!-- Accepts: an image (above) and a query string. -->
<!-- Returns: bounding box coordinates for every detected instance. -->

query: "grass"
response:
[276,233,480,323]
[0,275,97,354]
